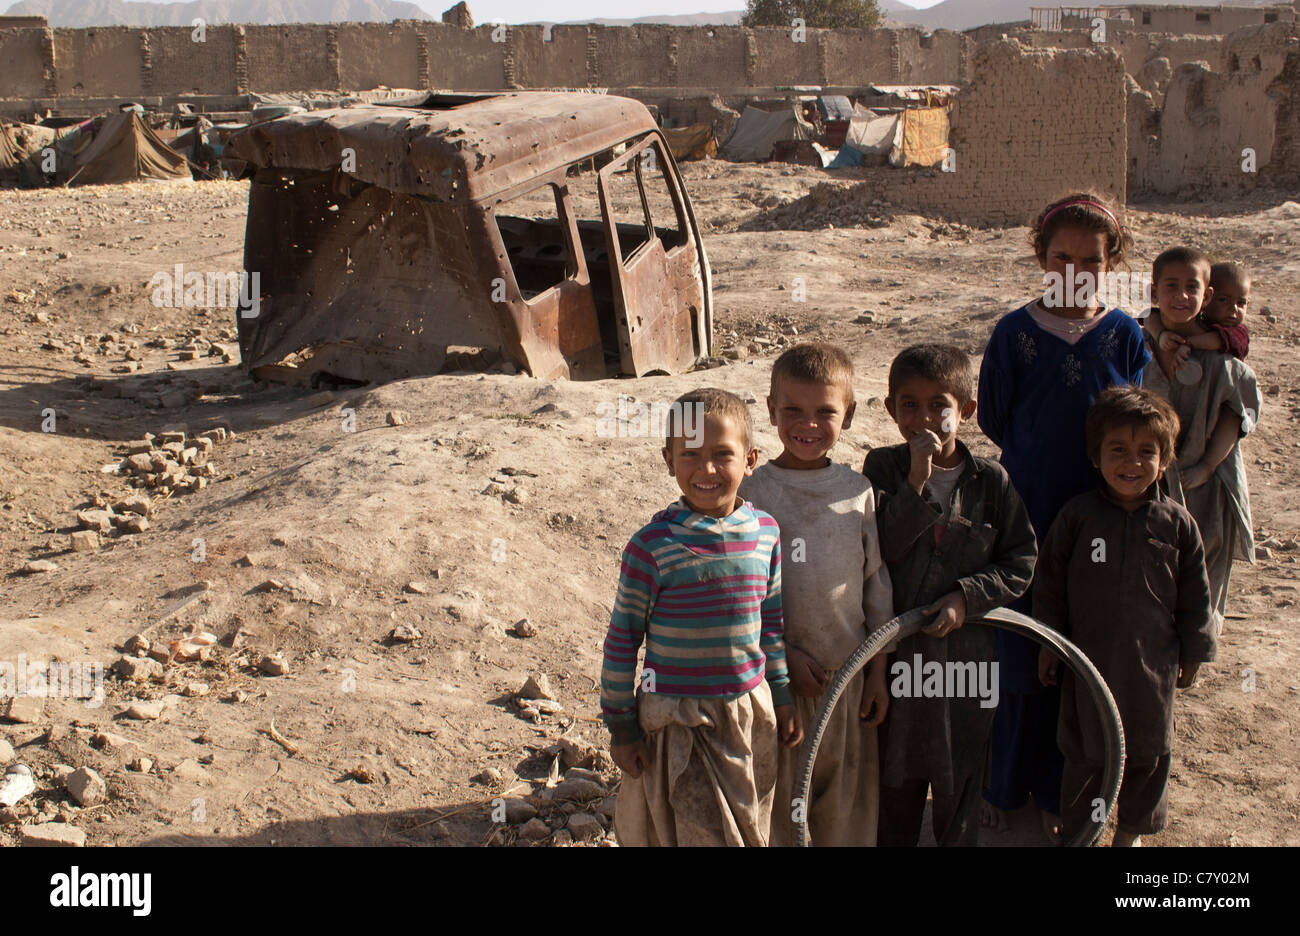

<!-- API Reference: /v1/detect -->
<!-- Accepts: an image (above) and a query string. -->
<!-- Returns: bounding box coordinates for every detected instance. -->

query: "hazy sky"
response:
[414,0,943,26]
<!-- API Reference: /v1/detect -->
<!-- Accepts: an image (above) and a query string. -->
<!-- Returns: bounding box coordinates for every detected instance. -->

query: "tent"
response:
[0,122,58,186]
[68,111,192,186]
[891,105,951,168]
[719,105,815,162]
[663,123,717,161]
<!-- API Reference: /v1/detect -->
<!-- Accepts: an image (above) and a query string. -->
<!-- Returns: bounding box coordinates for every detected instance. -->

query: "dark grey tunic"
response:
[1033,486,1216,762]
[864,441,1038,795]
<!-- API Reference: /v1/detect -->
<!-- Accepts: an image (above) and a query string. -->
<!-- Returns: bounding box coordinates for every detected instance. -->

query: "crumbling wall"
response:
[244,24,337,92]
[339,22,420,91]
[832,41,1127,226]
[149,26,238,96]
[52,27,142,98]
[0,26,46,98]
[1125,23,1299,193]
[1,22,970,102]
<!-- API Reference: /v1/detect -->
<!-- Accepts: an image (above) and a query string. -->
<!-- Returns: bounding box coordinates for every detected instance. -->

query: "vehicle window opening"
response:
[494,183,574,301]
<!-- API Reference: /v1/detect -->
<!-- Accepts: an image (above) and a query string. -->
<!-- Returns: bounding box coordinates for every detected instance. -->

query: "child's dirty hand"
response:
[859,656,889,726]
[611,739,650,778]
[908,429,943,492]
[787,645,828,697]
[1180,461,1211,490]
[1037,646,1060,686]
[921,590,968,637]
[775,704,804,749]
[1176,661,1201,688]
[1158,330,1186,354]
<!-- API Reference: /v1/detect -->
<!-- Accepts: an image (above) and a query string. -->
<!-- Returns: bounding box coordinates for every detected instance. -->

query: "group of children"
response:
[598,193,1260,847]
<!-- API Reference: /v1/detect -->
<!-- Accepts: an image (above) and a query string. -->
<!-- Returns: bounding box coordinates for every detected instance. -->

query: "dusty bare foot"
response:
[1112,830,1141,847]
[980,799,1008,831]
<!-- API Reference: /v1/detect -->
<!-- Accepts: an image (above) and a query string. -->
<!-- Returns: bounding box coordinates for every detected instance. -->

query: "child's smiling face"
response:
[1205,276,1249,328]
[767,377,854,469]
[886,377,976,467]
[662,414,758,518]
[1096,423,1165,506]
[1156,261,1212,327]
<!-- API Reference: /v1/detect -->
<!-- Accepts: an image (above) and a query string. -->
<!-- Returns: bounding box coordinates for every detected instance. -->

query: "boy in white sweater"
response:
[739,343,895,846]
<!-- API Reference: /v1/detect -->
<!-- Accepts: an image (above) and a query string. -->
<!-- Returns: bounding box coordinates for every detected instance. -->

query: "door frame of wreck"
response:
[481,127,712,380]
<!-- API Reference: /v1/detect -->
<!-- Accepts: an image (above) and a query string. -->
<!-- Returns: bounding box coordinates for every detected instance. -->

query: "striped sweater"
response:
[600,500,792,745]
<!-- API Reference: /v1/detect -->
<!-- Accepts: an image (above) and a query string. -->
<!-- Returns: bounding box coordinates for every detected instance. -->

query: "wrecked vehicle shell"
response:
[225,91,713,383]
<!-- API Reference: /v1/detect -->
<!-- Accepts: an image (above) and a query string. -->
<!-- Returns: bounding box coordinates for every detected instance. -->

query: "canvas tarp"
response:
[69,111,192,186]
[663,123,717,161]
[720,105,815,162]
[845,105,901,155]
[890,105,951,168]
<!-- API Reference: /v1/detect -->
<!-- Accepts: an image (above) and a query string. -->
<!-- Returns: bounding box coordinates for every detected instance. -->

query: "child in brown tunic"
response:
[1036,386,1216,846]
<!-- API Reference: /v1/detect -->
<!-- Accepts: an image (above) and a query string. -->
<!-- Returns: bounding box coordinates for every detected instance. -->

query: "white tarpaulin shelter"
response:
[720,105,815,162]
[844,104,901,156]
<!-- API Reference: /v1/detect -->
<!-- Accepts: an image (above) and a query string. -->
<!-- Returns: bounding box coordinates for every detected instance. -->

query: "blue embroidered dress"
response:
[977,302,1150,812]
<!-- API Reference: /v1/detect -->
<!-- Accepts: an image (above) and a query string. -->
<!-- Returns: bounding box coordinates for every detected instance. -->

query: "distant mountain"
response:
[2,0,432,27]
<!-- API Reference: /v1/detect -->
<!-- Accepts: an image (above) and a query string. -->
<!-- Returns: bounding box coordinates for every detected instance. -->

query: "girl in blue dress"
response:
[977,193,1151,838]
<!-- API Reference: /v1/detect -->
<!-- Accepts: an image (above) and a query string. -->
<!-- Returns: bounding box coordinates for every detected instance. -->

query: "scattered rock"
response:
[511,618,537,638]
[567,811,604,839]
[345,766,378,784]
[385,410,410,426]
[21,823,86,847]
[69,529,99,552]
[552,828,574,846]
[519,817,550,840]
[115,494,151,516]
[503,487,528,505]
[556,737,598,769]
[90,730,134,751]
[1256,545,1274,560]
[124,700,165,721]
[128,757,153,773]
[112,656,164,682]
[183,681,210,697]
[258,653,289,676]
[518,672,556,701]
[502,798,537,823]
[474,766,503,784]
[390,624,421,643]
[122,633,150,654]
[405,580,431,595]
[0,739,13,765]
[66,766,106,806]
[554,777,605,802]
[3,696,43,724]
[76,510,113,533]
[20,559,58,575]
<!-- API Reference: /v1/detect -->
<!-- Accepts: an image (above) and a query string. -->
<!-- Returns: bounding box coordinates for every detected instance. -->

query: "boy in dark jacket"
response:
[864,344,1038,846]
[1036,386,1215,846]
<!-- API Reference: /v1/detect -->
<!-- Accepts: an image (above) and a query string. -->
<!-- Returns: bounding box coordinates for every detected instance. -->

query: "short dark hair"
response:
[1152,247,1212,286]
[770,343,855,406]
[1210,260,1250,293]
[886,344,974,406]
[1085,386,1180,467]
[663,387,753,451]
[1030,192,1130,268]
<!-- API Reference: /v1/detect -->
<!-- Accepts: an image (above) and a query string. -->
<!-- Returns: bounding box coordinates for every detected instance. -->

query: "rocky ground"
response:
[1,167,1297,847]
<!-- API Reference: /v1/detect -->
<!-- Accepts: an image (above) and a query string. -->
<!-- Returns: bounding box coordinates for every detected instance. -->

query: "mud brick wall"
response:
[839,41,1128,226]
[0,22,972,101]
[243,24,337,92]
[149,26,238,96]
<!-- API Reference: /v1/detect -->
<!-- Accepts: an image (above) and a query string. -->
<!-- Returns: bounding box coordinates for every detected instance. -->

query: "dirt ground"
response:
[1,164,1297,847]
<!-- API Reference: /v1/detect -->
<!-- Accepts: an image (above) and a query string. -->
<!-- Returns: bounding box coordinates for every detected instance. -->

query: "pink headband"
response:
[1041,199,1121,233]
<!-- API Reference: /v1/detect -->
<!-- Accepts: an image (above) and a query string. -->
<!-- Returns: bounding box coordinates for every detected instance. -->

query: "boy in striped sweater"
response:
[601,387,802,846]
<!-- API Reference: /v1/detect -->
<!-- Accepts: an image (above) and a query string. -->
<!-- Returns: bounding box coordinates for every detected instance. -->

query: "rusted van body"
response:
[225,91,712,383]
